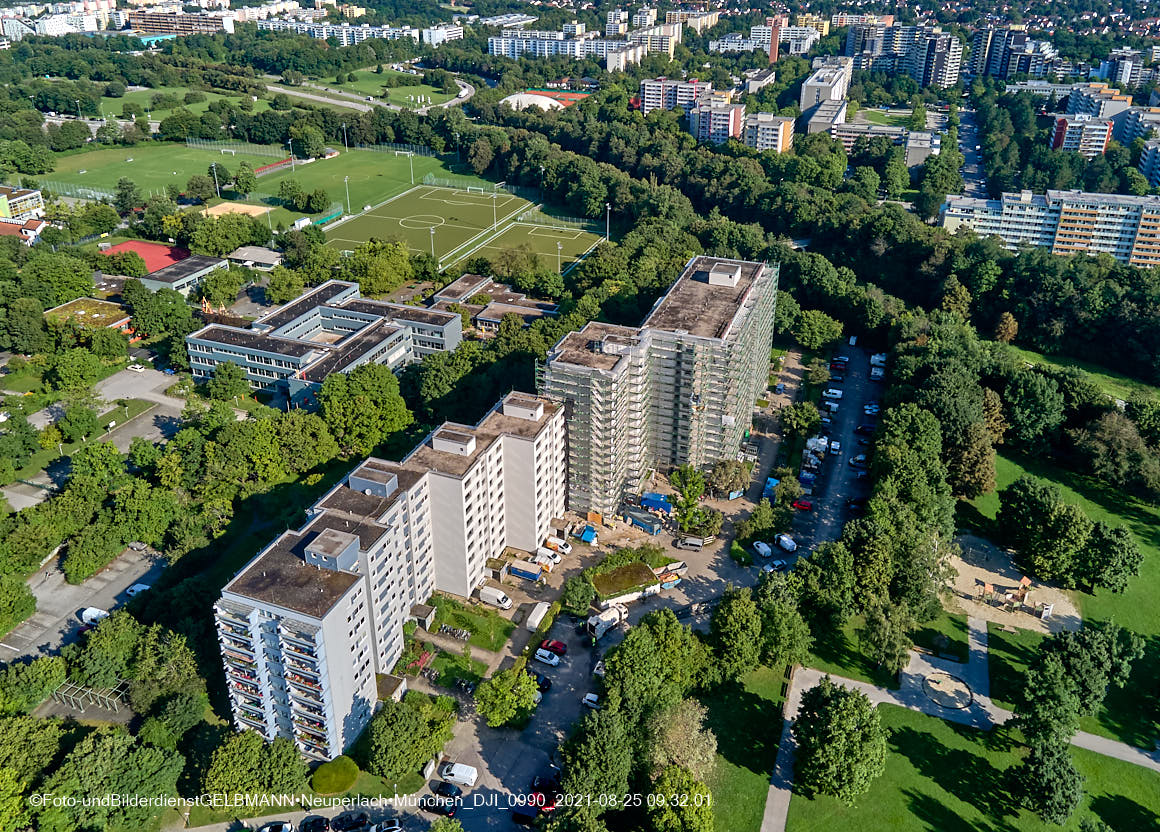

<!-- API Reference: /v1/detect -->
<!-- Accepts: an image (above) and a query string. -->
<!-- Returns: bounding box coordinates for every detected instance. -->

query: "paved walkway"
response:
[760,616,1160,832]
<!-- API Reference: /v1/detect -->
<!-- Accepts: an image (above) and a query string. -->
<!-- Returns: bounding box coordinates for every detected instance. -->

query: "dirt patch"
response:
[204,201,271,217]
[947,533,1081,635]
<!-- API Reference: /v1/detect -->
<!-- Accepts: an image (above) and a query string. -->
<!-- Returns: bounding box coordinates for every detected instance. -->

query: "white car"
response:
[126,364,146,373]
[763,560,787,573]
[775,534,797,553]
[126,583,151,597]
[753,541,773,558]
[534,648,560,667]
[822,388,843,400]
[79,607,109,625]
[582,693,602,709]
[546,536,572,555]
[830,440,841,456]
[369,822,403,832]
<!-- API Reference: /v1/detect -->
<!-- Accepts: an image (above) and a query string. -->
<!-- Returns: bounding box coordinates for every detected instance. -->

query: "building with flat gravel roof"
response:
[215,392,565,760]
[540,255,778,515]
[139,254,226,295]
[186,280,461,405]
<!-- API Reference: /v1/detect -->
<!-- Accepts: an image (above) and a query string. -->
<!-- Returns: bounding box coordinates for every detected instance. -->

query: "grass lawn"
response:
[806,615,900,690]
[591,562,658,599]
[701,665,787,832]
[451,220,602,273]
[859,109,912,127]
[1004,343,1159,402]
[969,452,1160,749]
[429,593,516,653]
[98,85,272,120]
[986,622,1043,710]
[0,366,43,393]
[430,648,487,686]
[786,705,1160,832]
[912,610,970,663]
[315,68,455,108]
[14,398,155,479]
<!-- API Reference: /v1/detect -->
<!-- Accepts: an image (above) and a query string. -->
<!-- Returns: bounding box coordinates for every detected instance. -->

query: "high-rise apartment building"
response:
[1138,139,1160,187]
[632,6,656,27]
[742,112,794,152]
[1067,83,1133,119]
[1119,107,1160,145]
[216,392,566,759]
[905,30,962,88]
[688,101,745,144]
[539,256,778,516]
[970,26,1059,79]
[605,8,628,36]
[627,21,681,56]
[1049,114,1113,158]
[831,12,894,27]
[942,190,1160,268]
[127,9,234,34]
[664,9,719,32]
[639,76,712,114]
[794,13,829,35]
[799,56,853,113]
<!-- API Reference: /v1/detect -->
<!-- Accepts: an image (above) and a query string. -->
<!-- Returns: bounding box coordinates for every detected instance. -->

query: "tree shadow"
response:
[699,679,784,774]
[809,624,900,689]
[1088,793,1160,831]
[955,501,995,538]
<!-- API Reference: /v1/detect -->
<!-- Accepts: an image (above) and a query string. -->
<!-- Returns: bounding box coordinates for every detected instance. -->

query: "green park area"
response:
[859,109,912,127]
[98,85,273,120]
[314,67,456,108]
[969,452,1160,749]
[786,705,1160,832]
[1004,344,1160,403]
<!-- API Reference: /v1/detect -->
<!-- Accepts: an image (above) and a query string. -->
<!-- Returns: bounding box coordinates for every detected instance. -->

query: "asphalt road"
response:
[957,108,988,198]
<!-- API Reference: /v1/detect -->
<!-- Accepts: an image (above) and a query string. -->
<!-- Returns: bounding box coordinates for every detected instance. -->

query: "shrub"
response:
[729,541,753,567]
[311,755,359,794]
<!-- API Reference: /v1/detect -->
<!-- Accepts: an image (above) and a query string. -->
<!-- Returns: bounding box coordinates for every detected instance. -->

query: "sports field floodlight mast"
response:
[430,226,436,257]
[557,241,563,274]
[344,176,351,214]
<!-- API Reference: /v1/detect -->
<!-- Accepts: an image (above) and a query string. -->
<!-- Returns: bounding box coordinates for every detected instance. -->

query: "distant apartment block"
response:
[216,391,566,759]
[942,189,1160,268]
[743,67,777,94]
[627,21,682,57]
[829,123,940,168]
[1113,106,1160,145]
[1050,114,1112,158]
[1068,83,1133,119]
[186,280,461,405]
[831,12,894,26]
[1138,139,1160,187]
[1102,48,1154,88]
[710,21,816,58]
[639,76,711,114]
[794,13,829,35]
[476,13,537,28]
[799,56,853,113]
[127,10,234,34]
[0,185,44,220]
[605,8,628,36]
[904,30,962,88]
[665,9,719,32]
[806,100,848,133]
[632,6,656,27]
[422,23,462,45]
[429,273,559,330]
[742,112,794,152]
[689,101,745,144]
[540,256,778,516]
[846,23,961,87]
[970,26,1060,79]
[487,31,647,70]
[255,18,418,42]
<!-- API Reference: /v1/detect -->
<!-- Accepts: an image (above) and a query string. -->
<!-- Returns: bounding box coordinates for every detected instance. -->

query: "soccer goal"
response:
[394,150,413,158]
[465,186,487,195]
[219,149,237,156]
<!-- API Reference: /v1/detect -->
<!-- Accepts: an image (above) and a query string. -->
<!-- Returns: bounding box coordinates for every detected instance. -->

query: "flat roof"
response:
[227,245,283,264]
[103,240,189,274]
[145,254,223,285]
[225,531,360,618]
[191,325,320,357]
[340,298,457,327]
[549,322,641,371]
[316,459,425,517]
[477,301,556,322]
[301,510,389,551]
[300,320,402,383]
[642,256,765,340]
[259,281,355,329]
[434,273,490,301]
[44,297,130,329]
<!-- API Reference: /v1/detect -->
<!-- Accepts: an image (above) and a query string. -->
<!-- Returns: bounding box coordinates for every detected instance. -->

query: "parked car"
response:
[439,763,478,788]
[829,440,841,456]
[530,775,559,812]
[126,364,146,373]
[546,536,572,555]
[527,670,552,692]
[863,404,880,415]
[823,401,839,413]
[257,823,293,832]
[534,648,561,666]
[79,607,109,626]
[822,388,843,400]
[331,811,370,832]
[369,822,403,832]
[128,541,148,551]
[435,781,463,799]
[299,817,330,832]
[848,454,868,469]
[853,470,870,481]
[791,499,813,511]
[419,794,457,817]
[775,534,797,552]
[831,355,849,365]
[540,639,567,656]
[753,541,773,558]
[582,693,602,709]
[126,583,151,597]
[858,437,872,446]
[762,559,788,573]
[774,382,786,394]
[847,498,868,513]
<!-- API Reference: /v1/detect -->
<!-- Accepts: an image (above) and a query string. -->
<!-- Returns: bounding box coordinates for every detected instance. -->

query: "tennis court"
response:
[325,185,530,261]
[460,221,604,273]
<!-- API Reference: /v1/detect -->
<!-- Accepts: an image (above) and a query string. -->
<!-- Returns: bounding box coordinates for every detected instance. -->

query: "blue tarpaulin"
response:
[579,525,597,543]
[640,492,673,513]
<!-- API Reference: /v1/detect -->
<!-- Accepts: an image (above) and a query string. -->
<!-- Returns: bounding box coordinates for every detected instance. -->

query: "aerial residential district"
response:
[3,1,1160,831]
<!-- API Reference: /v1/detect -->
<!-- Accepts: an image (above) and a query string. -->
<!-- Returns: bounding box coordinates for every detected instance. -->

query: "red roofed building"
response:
[102,240,190,274]
[0,218,48,245]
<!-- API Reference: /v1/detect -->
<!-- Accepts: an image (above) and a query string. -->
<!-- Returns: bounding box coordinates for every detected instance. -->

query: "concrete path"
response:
[760,615,1159,832]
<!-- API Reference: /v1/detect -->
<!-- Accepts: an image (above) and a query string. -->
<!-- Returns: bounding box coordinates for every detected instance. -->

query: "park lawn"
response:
[785,705,1160,832]
[859,109,912,127]
[99,85,272,119]
[806,615,901,690]
[15,398,156,479]
[971,452,1160,749]
[701,665,787,832]
[318,68,455,108]
[429,593,516,653]
[430,648,487,686]
[1003,343,1159,402]
[49,142,285,197]
[986,623,1043,710]
[912,610,969,663]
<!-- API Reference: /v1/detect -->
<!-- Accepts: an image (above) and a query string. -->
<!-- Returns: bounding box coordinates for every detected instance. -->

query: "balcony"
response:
[224,651,257,671]
[284,656,320,676]
[295,735,329,758]
[216,608,250,627]
[281,639,318,661]
[293,715,328,736]
[221,636,254,655]
[286,672,323,693]
[237,713,266,731]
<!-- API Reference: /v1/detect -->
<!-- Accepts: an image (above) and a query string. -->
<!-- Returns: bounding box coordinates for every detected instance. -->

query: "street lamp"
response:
[287,138,295,170]
[430,226,436,257]
[344,175,351,214]
[605,202,611,241]
[540,164,546,201]
[557,241,563,274]
[210,163,221,199]
[341,122,348,151]
[491,193,497,229]
[455,131,460,161]
[74,98,81,119]
[408,151,414,184]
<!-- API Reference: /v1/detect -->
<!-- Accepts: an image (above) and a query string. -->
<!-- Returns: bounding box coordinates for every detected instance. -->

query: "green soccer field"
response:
[459,221,603,273]
[48,143,286,196]
[325,185,530,261]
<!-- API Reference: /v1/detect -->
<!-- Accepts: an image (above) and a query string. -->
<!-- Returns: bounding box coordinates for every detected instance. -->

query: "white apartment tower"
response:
[216,392,565,759]
[639,76,712,114]
[540,256,778,516]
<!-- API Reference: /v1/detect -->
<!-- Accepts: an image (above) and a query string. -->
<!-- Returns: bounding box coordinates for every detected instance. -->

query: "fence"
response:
[421,173,505,192]
[313,202,344,225]
[184,138,287,158]
[355,141,437,157]
[39,180,115,201]
[516,207,601,233]
[254,158,294,177]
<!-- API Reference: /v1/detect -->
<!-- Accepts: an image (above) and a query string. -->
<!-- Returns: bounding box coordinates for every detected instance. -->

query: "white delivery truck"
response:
[526,601,551,631]
[478,583,512,610]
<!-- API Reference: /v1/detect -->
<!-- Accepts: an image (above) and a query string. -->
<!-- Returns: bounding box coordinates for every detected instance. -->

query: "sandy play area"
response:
[204,201,271,218]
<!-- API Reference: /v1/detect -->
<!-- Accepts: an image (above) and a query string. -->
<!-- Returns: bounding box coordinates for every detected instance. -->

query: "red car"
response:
[540,639,567,656]
[792,499,813,511]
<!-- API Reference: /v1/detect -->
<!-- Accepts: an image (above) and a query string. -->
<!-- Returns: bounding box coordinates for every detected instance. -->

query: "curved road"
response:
[265,76,474,114]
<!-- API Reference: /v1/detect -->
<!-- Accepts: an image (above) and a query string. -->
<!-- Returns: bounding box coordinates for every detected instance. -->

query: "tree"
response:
[754,573,813,669]
[114,177,141,215]
[779,401,820,439]
[206,361,249,401]
[58,403,98,442]
[939,276,972,320]
[644,700,717,780]
[858,601,915,674]
[278,179,307,211]
[561,576,596,616]
[290,123,326,159]
[23,254,94,306]
[1014,742,1083,826]
[3,297,50,354]
[186,174,217,204]
[774,290,801,334]
[793,678,887,806]
[560,710,632,814]
[305,189,330,214]
[266,266,305,304]
[88,328,129,360]
[982,387,1007,445]
[474,667,539,728]
[792,309,843,351]
[199,267,246,307]
[0,657,67,716]
[343,239,413,296]
[45,348,101,391]
[1005,371,1065,447]
[946,422,995,498]
[428,820,464,832]
[468,139,493,174]
[318,363,413,455]
[669,465,706,530]
[795,540,856,627]
[647,766,714,832]
[357,693,455,781]
[0,576,36,639]
[202,730,306,796]
[0,766,27,832]
[710,587,762,679]
[998,475,1093,584]
[1073,522,1142,594]
[708,459,749,496]
[234,162,257,197]
[994,311,1018,343]
[1070,412,1160,495]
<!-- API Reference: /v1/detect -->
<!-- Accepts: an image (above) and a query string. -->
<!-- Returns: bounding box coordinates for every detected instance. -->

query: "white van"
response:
[545,536,572,555]
[526,601,551,632]
[535,546,562,564]
[439,762,478,788]
[753,541,772,558]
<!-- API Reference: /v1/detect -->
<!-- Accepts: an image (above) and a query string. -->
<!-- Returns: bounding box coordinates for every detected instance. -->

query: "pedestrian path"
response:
[760,615,1159,832]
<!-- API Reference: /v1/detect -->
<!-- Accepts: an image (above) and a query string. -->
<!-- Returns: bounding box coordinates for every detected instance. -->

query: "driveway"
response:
[0,548,167,660]
[957,108,987,198]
